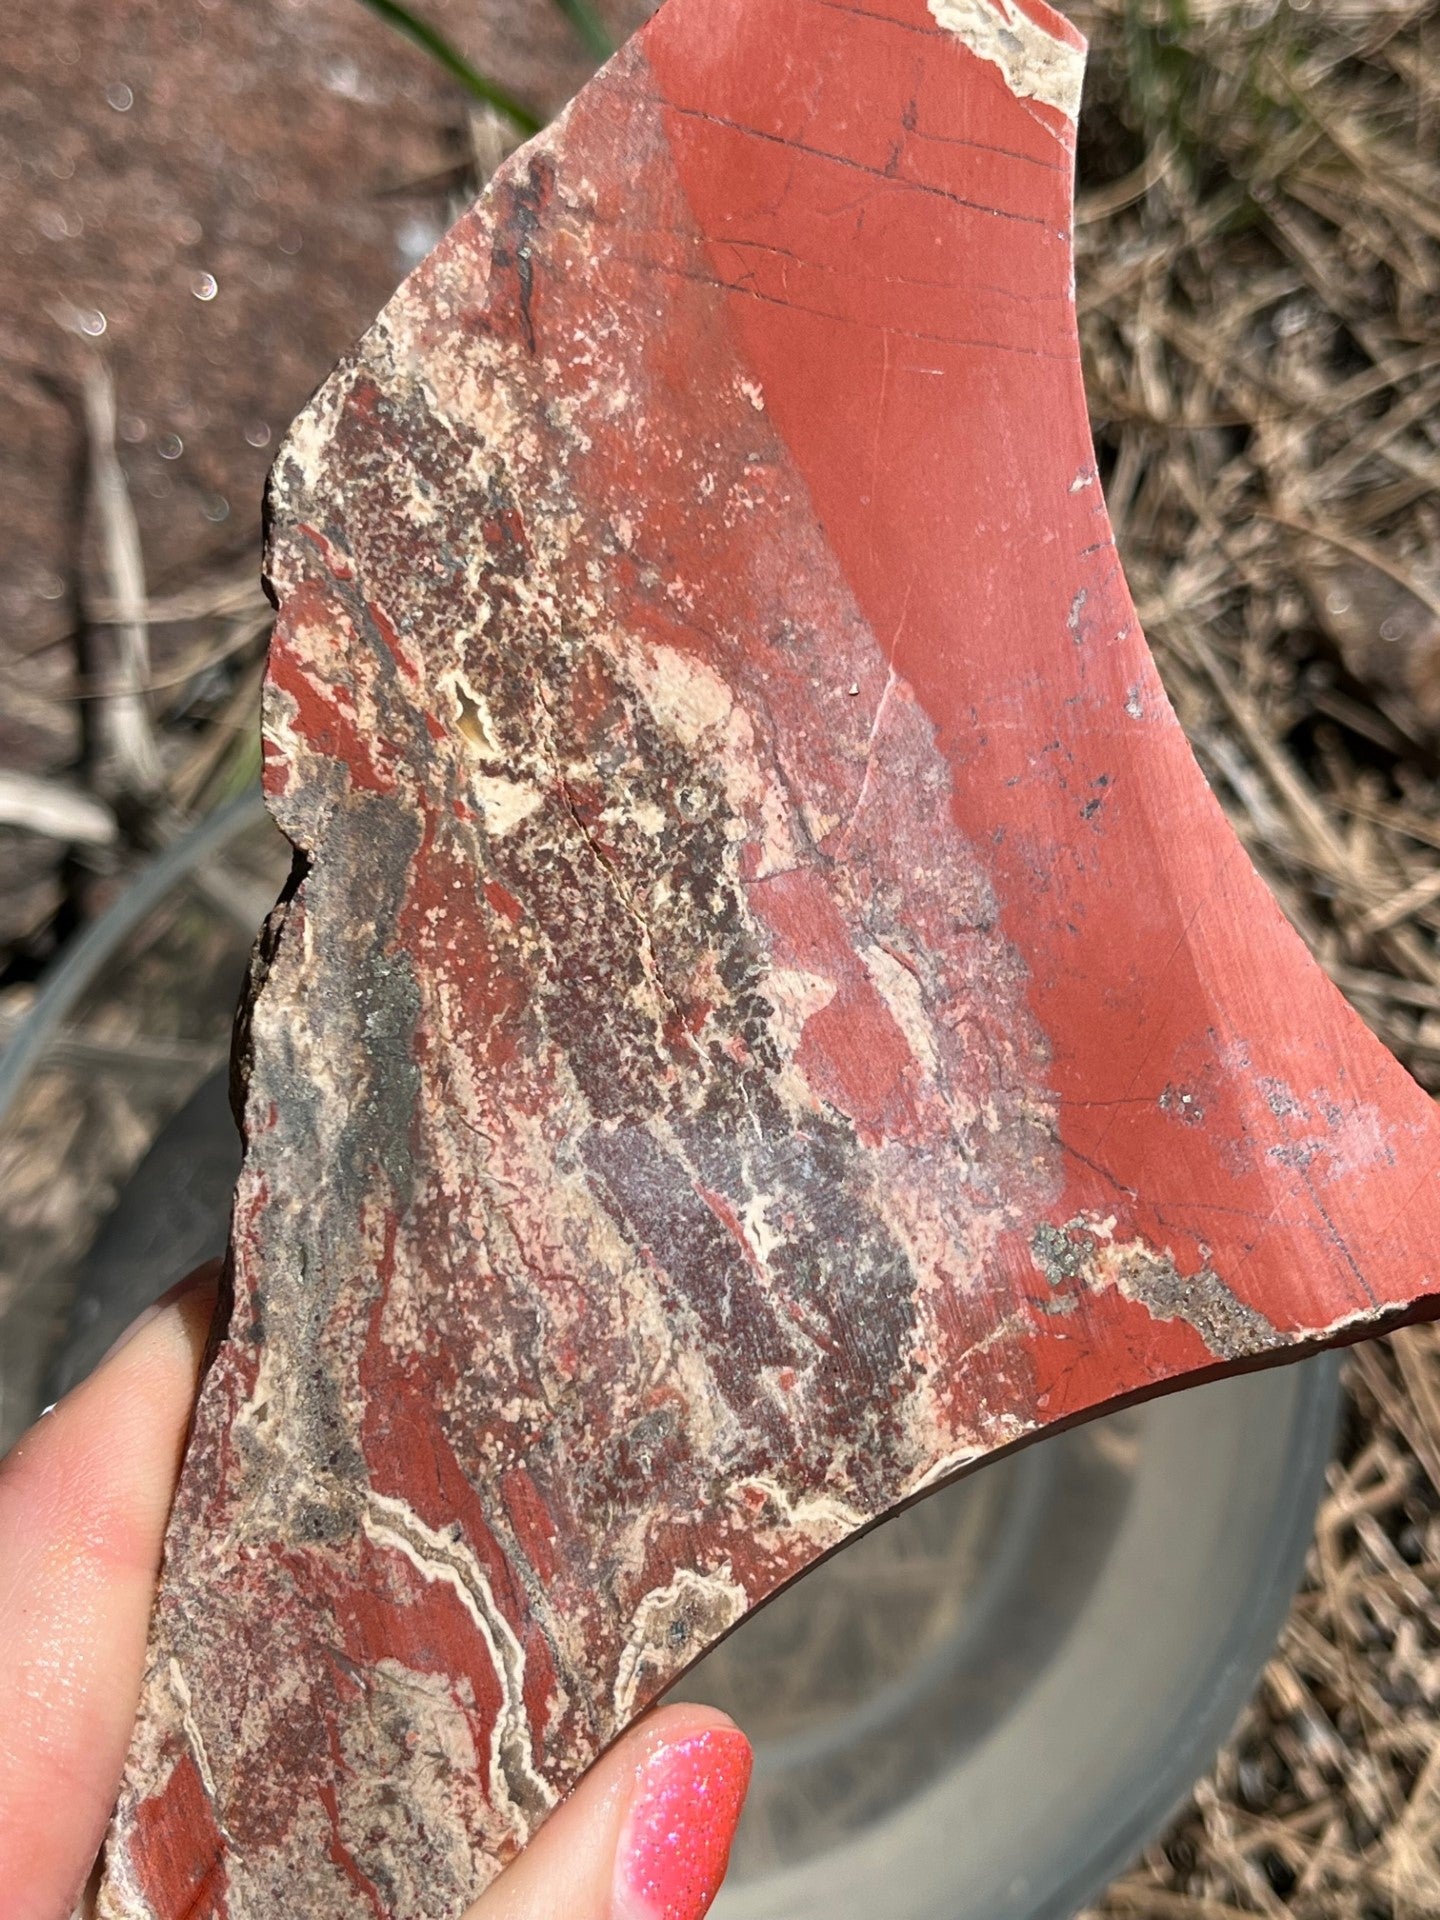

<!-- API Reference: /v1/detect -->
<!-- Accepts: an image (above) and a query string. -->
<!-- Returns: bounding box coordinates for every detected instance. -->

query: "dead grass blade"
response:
[78,359,164,803]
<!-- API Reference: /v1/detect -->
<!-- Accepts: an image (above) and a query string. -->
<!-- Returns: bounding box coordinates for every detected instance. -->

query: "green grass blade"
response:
[356,0,542,134]
[550,0,614,63]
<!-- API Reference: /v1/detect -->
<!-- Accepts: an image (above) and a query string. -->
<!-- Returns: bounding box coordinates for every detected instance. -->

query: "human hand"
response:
[0,1268,751,1920]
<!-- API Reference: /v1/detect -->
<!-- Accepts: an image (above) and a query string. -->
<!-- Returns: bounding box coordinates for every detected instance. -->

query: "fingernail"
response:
[97,1262,219,1369]
[615,1727,752,1920]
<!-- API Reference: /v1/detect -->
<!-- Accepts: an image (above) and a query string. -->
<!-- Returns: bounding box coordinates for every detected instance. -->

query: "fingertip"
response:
[613,1715,752,1920]
[0,1261,223,1920]
[93,1257,223,1380]
[466,1705,752,1920]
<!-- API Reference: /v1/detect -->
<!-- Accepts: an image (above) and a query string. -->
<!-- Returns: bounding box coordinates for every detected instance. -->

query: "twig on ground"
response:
[0,771,116,848]
[78,359,164,805]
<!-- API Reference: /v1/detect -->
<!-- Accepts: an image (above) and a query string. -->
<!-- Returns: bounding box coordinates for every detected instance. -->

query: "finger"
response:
[469,1704,752,1920]
[0,1265,220,1920]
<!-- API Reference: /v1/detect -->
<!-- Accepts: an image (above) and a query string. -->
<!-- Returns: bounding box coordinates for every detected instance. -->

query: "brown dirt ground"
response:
[2,0,1440,1912]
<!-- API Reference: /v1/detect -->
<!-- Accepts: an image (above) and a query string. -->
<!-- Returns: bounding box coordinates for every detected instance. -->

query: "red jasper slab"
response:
[101,2,1440,1916]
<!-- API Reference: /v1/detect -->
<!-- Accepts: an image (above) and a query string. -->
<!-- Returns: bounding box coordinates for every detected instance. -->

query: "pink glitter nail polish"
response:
[617,1728,753,1920]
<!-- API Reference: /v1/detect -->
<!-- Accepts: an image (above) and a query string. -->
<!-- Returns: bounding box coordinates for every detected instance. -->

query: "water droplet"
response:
[323,58,362,99]
[202,494,230,523]
[157,432,183,460]
[37,569,66,601]
[245,420,272,449]
[106,81,134,111]
[277,229,303,256]
[1380,617,1406,643]
[174,215,204,246]
[1325,590,1352,616]
[191,271,218,301]
[76,308,107,337]
[120,415,147,444]
[395,212,442,272]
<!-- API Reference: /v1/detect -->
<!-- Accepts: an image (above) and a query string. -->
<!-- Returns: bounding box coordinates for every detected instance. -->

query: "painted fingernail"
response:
[616,1727,752,1920]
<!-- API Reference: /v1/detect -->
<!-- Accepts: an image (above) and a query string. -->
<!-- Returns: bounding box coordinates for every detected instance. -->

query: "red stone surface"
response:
[101,2,1440,1915]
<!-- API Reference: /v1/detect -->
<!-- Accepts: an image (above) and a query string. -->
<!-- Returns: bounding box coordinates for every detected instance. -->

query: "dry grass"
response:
[0,0,1439,1908]
[1070,2,1440,1913]
[1083,1327,1440,1920]
[0,349,282,1450]
[1072,0,1440,1090]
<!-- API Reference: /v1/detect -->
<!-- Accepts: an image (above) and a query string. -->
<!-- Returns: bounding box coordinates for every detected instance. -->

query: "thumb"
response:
[0,1261,220,1920]
[469,1705,752,1920]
